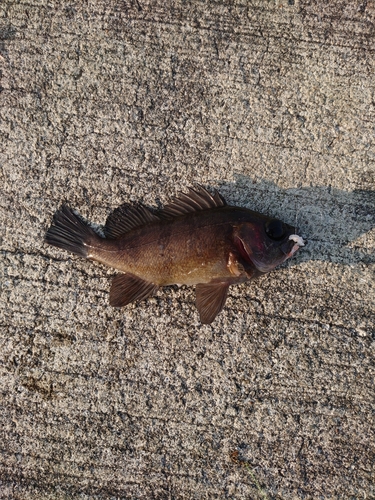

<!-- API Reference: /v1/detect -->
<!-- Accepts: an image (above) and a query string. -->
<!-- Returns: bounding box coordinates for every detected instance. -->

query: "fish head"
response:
[234,215,305,274]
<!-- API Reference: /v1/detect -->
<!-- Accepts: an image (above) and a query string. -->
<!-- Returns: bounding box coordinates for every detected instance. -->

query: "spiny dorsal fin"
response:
[159,185,226,219]
[109,273,158,307]
[195,282,229,324]
[104,204,160,239]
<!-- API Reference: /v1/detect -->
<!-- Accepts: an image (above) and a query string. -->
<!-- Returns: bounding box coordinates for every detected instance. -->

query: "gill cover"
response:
[234,218,297,273]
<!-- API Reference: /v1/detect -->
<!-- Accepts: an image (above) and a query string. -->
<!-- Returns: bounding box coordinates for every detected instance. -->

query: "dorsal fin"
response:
[104,203,160,239]
[159,185,226,219]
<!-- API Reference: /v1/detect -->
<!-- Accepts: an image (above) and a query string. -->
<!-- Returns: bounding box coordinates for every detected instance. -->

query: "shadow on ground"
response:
[216,175,375,266]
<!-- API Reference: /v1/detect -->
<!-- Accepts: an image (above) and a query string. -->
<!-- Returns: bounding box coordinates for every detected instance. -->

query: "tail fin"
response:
[45,205,100,258]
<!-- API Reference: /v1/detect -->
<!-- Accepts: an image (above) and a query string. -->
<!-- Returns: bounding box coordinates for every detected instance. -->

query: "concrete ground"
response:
[1,1,374,498]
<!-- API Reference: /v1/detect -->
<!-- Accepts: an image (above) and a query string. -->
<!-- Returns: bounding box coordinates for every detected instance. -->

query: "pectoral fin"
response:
[195,282,229,324]
[110,273,158,307]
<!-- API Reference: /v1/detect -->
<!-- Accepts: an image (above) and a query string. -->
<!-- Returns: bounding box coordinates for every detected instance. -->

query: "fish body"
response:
[45,186,304,323]
[91,207,261,285]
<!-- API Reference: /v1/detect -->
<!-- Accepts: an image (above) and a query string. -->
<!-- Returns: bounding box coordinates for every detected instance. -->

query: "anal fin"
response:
[110,273,158,307]
[196,282,229,324]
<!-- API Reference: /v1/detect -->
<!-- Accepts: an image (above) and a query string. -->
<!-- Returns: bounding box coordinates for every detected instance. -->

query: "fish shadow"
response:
[218,175,375,266]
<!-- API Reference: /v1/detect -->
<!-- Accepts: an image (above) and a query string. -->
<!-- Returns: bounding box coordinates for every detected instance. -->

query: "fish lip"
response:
[283,234,306,259]
[285,243,301,259]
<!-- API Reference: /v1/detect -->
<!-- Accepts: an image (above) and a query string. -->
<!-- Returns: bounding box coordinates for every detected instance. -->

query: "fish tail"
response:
[45,205,101,258]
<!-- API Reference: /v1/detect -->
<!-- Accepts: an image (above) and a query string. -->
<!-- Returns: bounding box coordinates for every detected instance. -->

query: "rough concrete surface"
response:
[1,1,375,498]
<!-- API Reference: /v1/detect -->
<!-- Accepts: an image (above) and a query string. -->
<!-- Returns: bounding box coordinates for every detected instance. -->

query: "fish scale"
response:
[45,185,304,324]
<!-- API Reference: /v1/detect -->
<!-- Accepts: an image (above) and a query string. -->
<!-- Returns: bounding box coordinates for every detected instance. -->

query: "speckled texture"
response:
[1,1,374,498]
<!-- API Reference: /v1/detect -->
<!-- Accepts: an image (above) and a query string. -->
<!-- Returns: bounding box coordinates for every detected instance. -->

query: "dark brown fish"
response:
[45,186,304,323]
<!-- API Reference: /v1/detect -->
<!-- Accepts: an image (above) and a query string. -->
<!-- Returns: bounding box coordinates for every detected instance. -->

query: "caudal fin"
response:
[45,205,100,258]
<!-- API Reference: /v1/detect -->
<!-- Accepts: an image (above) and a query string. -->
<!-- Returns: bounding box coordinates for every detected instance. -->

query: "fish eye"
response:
[265,219,287,240]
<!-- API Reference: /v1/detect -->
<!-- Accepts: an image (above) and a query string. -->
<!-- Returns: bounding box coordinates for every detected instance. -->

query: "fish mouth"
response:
[284,234,305,260]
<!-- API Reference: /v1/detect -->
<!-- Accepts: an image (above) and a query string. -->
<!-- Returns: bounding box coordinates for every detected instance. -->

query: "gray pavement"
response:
[1,1,374,498]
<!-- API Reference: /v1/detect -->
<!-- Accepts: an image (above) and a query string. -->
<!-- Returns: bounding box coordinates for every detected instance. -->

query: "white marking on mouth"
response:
[284,234,305,260]
[289,234,305,247]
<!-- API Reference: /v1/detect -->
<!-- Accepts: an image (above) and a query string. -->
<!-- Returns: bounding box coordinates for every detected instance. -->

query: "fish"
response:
[45,185,305,324]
